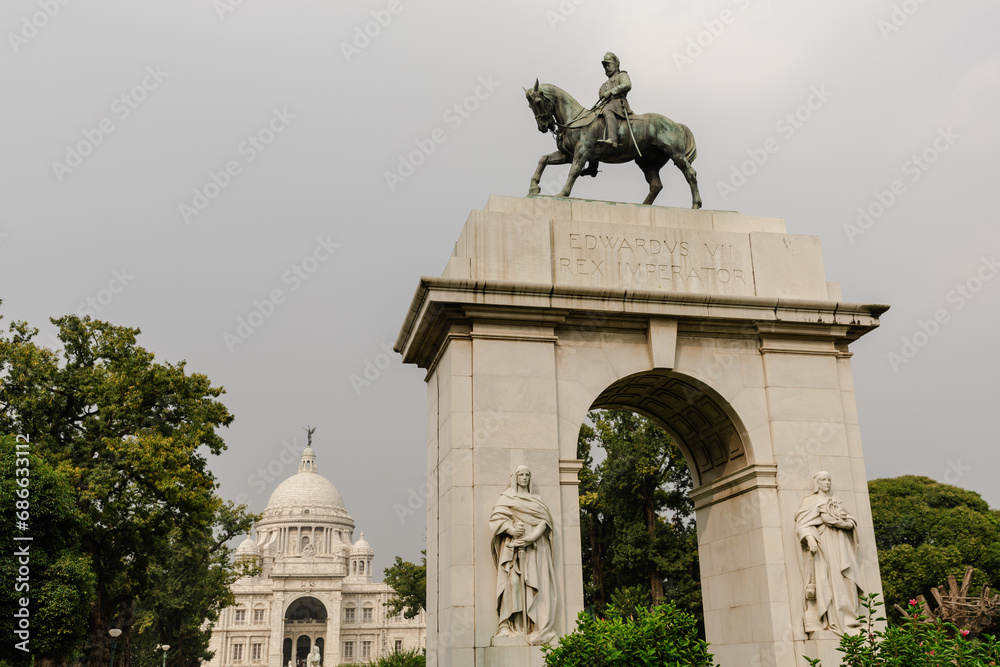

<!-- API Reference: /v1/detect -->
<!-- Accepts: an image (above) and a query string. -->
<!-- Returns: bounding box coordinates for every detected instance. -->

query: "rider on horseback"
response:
[581,52,633,177]
[596,52,633,148]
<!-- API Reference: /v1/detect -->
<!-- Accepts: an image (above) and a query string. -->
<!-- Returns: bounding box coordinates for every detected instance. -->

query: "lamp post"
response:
[158,643,171,667]
[108,628,122,667]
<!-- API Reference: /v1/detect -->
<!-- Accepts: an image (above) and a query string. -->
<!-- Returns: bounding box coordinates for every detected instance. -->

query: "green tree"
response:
[0,315,256,667]
[0,435,96,666]
[578,410,701,622]
[129,507,258,667]
[384,553,427,619]
[869,475,1000,630]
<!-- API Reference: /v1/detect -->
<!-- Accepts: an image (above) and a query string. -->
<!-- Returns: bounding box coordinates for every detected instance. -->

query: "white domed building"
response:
[206,445,425,666]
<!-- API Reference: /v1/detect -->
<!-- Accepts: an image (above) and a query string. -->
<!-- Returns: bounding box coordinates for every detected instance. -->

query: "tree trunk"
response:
[644,488,664,604]
[588,509,606,608]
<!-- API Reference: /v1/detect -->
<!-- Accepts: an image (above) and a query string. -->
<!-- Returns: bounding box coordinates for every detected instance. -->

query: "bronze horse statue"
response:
[524,80,702,208]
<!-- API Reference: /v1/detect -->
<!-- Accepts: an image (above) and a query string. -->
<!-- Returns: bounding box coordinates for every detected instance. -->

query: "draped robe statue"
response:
[794,471,865,635]
[489,465,557,645]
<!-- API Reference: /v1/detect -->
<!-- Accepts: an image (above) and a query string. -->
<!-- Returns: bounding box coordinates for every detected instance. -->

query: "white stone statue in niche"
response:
[794,471,865,635]
[300,536,315,556]
[489,465,557,645]
[307,646,321,667]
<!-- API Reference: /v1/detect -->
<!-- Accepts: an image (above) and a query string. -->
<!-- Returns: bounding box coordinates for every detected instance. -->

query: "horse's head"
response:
[524,79,556,134]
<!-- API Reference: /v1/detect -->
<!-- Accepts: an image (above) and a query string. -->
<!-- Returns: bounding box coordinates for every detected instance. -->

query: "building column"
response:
[267,591,286,667]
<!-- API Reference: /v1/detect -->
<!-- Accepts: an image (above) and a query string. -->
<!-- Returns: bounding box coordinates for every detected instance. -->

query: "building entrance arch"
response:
[397,196,888,667]
[283,597,327,667]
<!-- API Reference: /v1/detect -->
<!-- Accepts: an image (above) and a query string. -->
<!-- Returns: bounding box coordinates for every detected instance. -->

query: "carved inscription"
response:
[552,224,755,295]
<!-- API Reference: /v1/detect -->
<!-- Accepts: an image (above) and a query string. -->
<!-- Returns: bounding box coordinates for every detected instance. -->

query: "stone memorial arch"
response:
[395,196,887,667]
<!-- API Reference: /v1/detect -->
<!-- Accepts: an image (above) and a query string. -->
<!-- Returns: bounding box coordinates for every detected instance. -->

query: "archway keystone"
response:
[396,196,888,667]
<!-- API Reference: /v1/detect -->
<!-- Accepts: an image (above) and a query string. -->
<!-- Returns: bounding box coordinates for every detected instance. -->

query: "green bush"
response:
[341,648,425,667]
[806,594,1000,666]
[543,601,718,667]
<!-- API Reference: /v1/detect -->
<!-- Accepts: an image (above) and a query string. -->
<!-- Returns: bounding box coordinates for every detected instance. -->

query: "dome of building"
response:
[351,532,373,556]
[235,535,259,556]
[266,471,345,511]
[262,443,346,516]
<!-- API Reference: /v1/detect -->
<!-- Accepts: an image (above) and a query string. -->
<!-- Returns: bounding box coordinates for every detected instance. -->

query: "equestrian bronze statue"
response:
[524,53,702,208]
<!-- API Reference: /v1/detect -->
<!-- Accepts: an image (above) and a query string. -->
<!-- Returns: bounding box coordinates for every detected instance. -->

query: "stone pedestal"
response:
[396,196,888,667]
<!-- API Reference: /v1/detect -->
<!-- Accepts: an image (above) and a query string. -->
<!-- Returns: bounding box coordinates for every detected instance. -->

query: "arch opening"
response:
[295,635,311,665]
[285,596,328,622]
[576,406,705,631]
[590,369,752,487]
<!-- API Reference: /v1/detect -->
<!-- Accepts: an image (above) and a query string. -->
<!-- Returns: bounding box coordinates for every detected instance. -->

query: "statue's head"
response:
[511,464,532,492]
[602,52,620,75]
[811,471,833,494]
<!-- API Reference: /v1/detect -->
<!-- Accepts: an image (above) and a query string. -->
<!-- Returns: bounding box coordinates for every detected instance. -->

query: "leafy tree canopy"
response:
[869,475,1000,630]
[578,410,700,622]
[0,313,256,667]
[384,552,427,620]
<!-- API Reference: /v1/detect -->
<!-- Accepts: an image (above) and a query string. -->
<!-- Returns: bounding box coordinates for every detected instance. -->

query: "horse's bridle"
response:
[529,93,559,135]
[530,90,601,139]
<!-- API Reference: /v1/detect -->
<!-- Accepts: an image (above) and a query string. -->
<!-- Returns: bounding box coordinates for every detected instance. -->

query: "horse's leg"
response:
[557,151,590,198]
[529,151,569,195]
[636,156,664,206]
[673,155,703,209]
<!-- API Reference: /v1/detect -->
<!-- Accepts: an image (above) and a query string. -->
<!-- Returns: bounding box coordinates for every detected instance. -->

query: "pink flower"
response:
[961,629,970,637]
[909,599,918,606]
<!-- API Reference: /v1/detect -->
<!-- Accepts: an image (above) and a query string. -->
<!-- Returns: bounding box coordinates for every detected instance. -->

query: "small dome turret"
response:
[351,532,373,556]
[348,531,374,581]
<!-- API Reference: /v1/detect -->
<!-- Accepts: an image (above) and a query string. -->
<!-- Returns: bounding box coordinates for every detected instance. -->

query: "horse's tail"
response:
[680,123,697,163]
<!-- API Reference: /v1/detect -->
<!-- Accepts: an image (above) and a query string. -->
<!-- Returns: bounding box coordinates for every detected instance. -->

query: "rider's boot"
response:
[597,112,619,148]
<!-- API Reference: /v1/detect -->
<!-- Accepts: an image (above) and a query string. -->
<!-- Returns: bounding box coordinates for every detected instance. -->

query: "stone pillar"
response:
[325,591,342,666]
[268,591,285,667]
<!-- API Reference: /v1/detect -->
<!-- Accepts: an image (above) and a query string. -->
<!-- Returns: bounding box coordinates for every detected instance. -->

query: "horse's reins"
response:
[534,95,600,136]
[535,93,641,156]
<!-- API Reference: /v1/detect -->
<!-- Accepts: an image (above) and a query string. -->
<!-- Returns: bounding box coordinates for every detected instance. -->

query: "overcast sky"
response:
[3,0,998,575]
